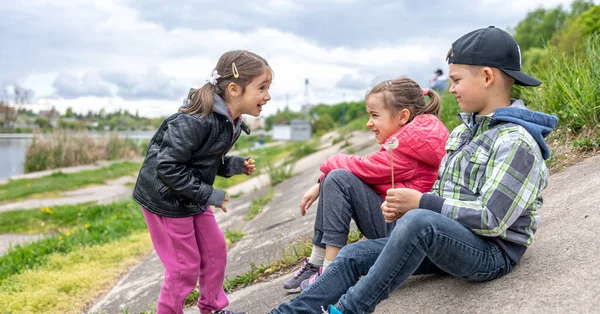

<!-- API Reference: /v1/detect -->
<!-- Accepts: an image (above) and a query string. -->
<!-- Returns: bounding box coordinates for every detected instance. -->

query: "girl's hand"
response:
[216,196,229,213]
[300,183,320,216]
[243,158,256,175]
[381,201,399,223]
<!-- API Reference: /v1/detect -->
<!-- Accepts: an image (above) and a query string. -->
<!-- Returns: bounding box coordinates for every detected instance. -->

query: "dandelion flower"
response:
[383,138,399,188]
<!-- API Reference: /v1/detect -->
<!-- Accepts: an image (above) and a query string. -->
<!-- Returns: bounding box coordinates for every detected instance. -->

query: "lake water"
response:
[0,131,155,180]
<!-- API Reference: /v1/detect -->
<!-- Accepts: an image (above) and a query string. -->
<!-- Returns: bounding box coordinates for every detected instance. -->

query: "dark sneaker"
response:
[300,266,323,291]
[212,310,247,314]
[283,258,320,293]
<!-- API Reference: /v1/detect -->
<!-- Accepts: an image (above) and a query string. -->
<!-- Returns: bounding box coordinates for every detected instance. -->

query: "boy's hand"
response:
[243,158,256,175]
[382,188,422,222]
[300,183,320,216]
[216,196,229,213]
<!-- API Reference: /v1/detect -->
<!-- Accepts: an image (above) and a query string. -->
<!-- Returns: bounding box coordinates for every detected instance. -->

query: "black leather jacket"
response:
[133,94,250,218]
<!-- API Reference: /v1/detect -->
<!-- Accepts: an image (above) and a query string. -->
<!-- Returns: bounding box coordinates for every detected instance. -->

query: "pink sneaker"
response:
[300,266,323,291]
[283,258,320,293]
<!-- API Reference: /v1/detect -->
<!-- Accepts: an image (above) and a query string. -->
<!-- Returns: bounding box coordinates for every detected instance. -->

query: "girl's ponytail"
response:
[419,88,441,117]
[181,84,215,117]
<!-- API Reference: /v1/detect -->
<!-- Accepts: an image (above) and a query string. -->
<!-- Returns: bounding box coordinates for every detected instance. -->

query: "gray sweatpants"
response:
[312,169,396,248]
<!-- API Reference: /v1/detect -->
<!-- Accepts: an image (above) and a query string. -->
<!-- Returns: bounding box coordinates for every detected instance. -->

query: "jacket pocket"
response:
[458,144,490,193]
[156,178,202,213]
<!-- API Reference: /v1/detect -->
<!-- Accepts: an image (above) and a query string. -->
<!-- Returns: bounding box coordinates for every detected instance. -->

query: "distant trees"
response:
[1,84,34,129]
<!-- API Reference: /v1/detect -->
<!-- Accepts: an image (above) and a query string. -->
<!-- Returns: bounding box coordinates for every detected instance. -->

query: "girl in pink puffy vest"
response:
[283,77,450,293]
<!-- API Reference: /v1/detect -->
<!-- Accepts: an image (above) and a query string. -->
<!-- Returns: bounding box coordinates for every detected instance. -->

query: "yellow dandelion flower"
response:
[26,183,31,188]
[127,203,133,208]
[41,207,54,214]
[84,224,90,228]
[66,231,71,237]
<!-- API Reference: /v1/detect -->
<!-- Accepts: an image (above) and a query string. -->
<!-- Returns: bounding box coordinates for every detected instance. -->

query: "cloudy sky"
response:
[0,0,580,118]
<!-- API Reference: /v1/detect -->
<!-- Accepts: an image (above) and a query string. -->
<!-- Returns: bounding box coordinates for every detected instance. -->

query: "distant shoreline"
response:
[0,134,34,139]
[0,132,155,140]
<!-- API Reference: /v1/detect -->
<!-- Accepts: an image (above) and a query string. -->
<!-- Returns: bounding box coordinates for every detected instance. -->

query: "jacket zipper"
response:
[221,118,238,164]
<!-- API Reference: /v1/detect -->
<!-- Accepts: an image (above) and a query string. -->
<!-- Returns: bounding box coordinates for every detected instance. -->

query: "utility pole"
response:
[341,92,346,126]
[304,78,310,121]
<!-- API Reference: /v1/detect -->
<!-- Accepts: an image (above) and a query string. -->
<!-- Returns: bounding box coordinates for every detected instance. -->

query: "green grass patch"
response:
[438,92,462,132]
[0,161,141,202]
[0,201,139,235]
[213,173,253,190]
[572,132,600,152]
[340,116,368,132]
[224,229,244,247]
[290,142,318,161]
[0,201,147,281]
[245,188,275,221]
[0,232,152,314]
[266,160,295,187]
[519,34,600,131]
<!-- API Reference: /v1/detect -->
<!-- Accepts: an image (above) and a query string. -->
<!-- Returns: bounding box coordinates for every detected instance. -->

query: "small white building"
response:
[272,119,312,141]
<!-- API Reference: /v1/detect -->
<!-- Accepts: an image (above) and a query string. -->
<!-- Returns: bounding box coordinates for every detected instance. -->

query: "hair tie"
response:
[206,70,221,85]
[422,88,429,96]
[232,62,239,78]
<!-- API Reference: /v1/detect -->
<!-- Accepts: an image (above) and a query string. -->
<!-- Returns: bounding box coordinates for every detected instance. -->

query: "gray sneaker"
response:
[283,258,320,293]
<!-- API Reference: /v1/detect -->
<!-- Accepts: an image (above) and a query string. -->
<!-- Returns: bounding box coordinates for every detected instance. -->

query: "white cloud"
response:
[53,72,114,99]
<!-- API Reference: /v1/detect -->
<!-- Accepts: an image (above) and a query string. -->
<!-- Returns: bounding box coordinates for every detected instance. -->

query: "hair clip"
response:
[384,80,392,87]
[232,62,239,78]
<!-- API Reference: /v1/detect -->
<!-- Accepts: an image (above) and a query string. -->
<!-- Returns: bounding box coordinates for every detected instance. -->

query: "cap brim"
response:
[500,69,541,86]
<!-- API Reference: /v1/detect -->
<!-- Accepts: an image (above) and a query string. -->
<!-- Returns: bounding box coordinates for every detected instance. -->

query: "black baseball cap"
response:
[447,26,541,86]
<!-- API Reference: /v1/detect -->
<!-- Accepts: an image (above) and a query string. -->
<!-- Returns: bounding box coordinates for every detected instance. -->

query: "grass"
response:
[213,173,253,190]
[438,92,462,132]
[0,232,152,314]
[0,201,138,235]
[0,201,147,281]
[519,34,600,131]
[245,188,275,221]
[25,130,144,173]
[0,161,141,203]
[266,160,295,186]
[223,229,244,247]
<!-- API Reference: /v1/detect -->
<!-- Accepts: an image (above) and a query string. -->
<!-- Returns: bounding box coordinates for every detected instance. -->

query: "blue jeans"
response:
[271,209,515,314]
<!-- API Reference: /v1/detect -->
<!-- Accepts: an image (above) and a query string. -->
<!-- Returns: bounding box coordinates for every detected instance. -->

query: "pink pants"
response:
[143,207,228,314]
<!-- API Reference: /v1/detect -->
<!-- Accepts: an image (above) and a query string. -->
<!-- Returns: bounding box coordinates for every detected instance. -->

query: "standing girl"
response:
[284,77,449,292]
[133,50,272,314]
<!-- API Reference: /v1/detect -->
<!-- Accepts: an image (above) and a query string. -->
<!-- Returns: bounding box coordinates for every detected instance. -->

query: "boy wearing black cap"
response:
[271,26,558,314]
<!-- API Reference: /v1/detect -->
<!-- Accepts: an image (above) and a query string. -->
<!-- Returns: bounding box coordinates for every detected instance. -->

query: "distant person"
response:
[429,68,448,93]
[133,50,272,314]
[282,77,449,293]
[255,134,265,149]
[272,26,558,314]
